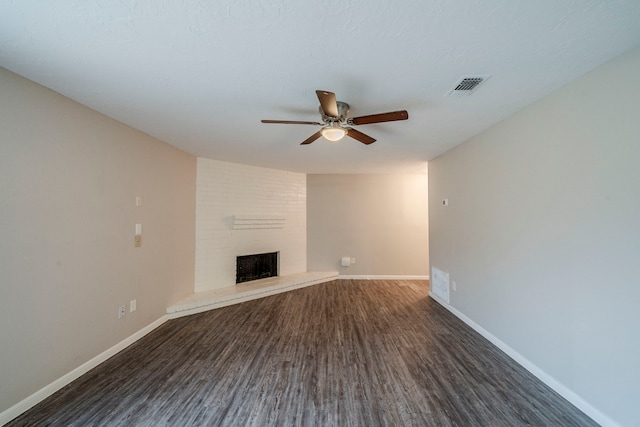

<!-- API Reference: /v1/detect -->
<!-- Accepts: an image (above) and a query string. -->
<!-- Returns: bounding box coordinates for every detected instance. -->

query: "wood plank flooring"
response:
[7,280,597,426]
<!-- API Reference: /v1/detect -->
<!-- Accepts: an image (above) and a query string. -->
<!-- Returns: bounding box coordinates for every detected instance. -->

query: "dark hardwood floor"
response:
[7,280,597,426]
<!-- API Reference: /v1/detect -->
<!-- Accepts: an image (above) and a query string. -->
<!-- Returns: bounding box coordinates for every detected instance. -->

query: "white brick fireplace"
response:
[195,158,307,292]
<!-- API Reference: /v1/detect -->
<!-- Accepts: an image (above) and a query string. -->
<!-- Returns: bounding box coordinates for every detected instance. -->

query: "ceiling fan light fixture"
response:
[321,125,346,142]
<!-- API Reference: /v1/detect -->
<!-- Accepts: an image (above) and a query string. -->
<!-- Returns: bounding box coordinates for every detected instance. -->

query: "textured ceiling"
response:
[2,0,640,173]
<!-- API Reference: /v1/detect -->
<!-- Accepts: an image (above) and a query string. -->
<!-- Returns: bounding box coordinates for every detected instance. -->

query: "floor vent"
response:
[447,75,490,96]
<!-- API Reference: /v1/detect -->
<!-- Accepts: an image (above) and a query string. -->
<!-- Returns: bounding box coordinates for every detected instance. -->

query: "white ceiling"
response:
[2,1,640,174]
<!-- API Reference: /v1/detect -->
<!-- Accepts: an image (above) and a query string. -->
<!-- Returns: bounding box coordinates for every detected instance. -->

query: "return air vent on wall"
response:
[430,267,450,303]
[446,75,490,96]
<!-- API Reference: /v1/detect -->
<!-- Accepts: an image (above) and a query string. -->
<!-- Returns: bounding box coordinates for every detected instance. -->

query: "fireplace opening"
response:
[236,252,278,284]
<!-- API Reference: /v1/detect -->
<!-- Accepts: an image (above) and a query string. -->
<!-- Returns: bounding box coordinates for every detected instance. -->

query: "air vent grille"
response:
[455,77,483,91]
[447,75,490,96]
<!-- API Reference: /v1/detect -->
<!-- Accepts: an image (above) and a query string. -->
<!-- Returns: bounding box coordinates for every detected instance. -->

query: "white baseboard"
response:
[0,316,168,426]
[428,292,619,427]
[338,275,429,280]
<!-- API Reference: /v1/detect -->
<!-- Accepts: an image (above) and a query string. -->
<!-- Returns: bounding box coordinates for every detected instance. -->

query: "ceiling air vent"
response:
[446,75,490,96]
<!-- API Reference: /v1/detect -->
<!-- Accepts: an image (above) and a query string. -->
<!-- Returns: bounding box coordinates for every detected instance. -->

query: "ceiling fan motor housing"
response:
[320,101,350,123]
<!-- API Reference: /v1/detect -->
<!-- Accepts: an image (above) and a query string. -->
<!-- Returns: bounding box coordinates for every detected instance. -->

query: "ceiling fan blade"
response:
[346,128,376,145]
[316,90,339,118]
[300,130,323,145]
[261,119,322,125]
[349,110,409,125]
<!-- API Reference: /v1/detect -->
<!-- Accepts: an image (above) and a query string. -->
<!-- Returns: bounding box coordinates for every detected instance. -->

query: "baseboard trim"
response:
[338,275,429,280]
[428,292,619,427]
[0,316,168,426]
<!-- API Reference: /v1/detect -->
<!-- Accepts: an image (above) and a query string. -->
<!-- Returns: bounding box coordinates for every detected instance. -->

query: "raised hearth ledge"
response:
[167,271,338,319]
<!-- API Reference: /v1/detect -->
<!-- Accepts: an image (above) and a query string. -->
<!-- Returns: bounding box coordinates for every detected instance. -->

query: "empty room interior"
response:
[1,2,639,426]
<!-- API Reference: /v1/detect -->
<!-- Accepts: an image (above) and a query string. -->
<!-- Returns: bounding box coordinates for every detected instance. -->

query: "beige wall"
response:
[307,173,429,276]
[428,46,640,426]
[0,68,196,414]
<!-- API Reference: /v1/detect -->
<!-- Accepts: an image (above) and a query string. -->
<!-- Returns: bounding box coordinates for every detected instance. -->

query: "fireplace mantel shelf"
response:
[167,271,338,319]
[233,215,285,229]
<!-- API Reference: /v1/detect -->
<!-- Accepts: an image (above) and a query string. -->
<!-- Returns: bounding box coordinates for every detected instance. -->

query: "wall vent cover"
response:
[447,75,490,96]
[431,267,450,303]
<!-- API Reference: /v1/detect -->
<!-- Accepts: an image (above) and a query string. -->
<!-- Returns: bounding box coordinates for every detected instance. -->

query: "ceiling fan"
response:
[261,90,409,145]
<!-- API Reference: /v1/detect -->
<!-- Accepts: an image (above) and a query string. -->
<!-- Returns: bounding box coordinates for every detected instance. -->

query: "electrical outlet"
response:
[130,299,137,313]
[118,305,126,319]
[350,258,356,264]
[452,281,457,291]
[134,235,142,247]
